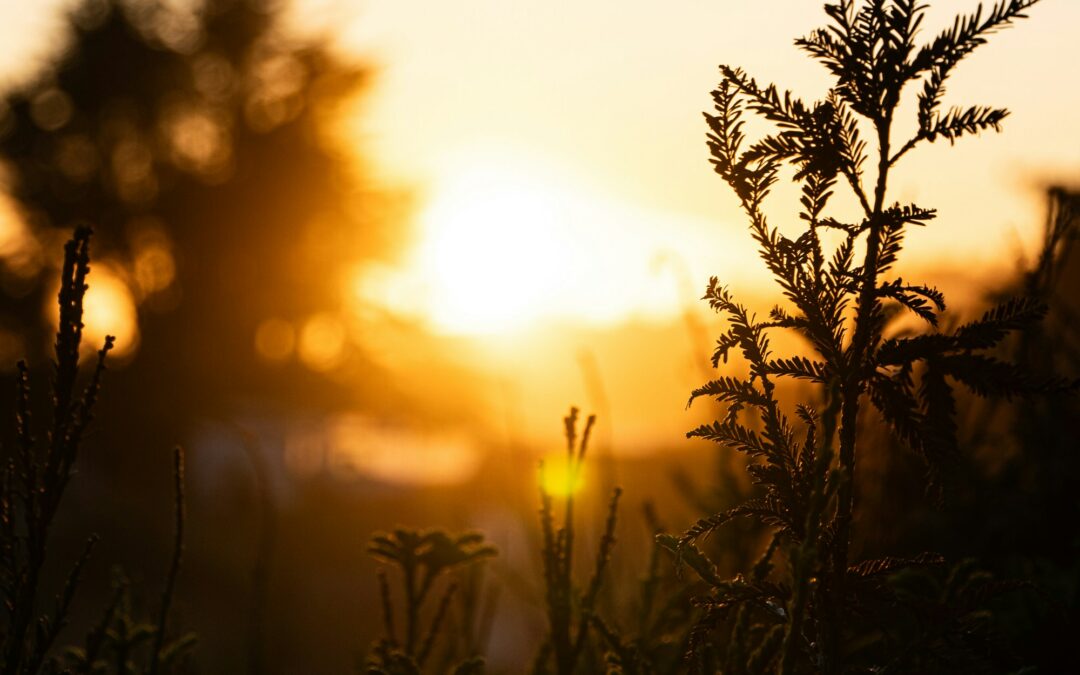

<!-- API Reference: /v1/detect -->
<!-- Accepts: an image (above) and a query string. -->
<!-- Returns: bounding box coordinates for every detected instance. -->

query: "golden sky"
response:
[3,0,1079,468]
[293,0,1080,459]
[288,0,1079,333]
[5,0,1079,332]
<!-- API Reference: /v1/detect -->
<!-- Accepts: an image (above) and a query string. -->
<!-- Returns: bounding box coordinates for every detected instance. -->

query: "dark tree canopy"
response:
[0,0,391,435]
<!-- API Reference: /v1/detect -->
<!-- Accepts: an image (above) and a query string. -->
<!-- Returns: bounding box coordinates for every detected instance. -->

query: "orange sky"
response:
[302,0,1080,460]
[5,1,1078,331]
[280,0,1078,337]
[2,0,1079,471]
[330,1,1079,270]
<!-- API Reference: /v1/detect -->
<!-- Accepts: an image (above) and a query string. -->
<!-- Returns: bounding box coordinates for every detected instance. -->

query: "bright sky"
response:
[291,0,1080,333]
[5,0,1079,334]
[302,0,1080,454]
[3,0,1079,459]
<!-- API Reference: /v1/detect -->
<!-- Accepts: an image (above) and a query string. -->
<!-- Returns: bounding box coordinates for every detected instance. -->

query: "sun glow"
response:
[354,149,758,337]
[414,160,581,334]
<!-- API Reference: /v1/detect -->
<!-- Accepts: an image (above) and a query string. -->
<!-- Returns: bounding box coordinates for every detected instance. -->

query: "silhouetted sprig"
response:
[1,228,194,675]
[366,528,496,673]
[671,2,1055,673]
[534,408,623,675]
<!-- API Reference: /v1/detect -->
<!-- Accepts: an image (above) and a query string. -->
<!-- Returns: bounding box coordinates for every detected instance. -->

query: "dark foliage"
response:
[0,0,381,445]
[365,529,496,674]
[672,1,1068,673]
[1,230,191,675]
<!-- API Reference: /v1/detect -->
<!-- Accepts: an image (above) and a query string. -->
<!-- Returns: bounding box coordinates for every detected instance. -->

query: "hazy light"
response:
[415,160,574,334]
[111,136,157,204]
[298,312,346,371]
[245,51,306,132]
[350,261,425,320]
[283,414,482,486]
[255,317,295,362]
[130,223,177,298]
[539,452,584,498]
[0,194,41,279]
[355,148,755,337]
[191,52,236,101]
[164,105,231,179]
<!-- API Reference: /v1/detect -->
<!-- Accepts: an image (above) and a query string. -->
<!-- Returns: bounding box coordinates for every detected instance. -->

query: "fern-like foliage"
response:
[534,408,623,675]
[365,529,496,674]
[670,2,1062,673]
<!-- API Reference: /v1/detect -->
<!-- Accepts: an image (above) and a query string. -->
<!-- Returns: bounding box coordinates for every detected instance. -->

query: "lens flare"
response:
[539,452,585,498]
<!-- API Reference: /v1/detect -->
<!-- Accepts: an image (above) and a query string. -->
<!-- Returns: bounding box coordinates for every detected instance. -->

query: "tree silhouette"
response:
[0,4,394,671]
[0,0,387,446]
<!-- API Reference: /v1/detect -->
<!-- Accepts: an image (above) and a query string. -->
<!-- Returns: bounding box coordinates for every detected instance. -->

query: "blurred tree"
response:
[0,0,394,438]
[0,3,404,671]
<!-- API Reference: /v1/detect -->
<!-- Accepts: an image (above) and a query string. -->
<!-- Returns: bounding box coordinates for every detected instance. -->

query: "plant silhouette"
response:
[366,528,496,674]
[0,0,381,441]
[1,229,192,675]
[664,1,1070,672]
[2,2,1076,674]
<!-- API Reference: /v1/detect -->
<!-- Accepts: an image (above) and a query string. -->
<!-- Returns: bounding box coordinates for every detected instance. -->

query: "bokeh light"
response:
[298,312,347,371]
[254,317,295,362]
[539,452,585,498]
[46,261,139,359]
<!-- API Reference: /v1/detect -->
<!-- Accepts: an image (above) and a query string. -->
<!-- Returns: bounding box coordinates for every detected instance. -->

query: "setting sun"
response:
[354,148,764,337]
[415,158,575,334]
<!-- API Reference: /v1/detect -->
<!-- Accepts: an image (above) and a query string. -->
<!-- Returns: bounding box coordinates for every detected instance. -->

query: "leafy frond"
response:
[927,105,1009,143]
[800,170,838,225]
[940,353,1074,399]
[764,357,830,383]
[687,420,770,459]
[678,499,789,546]
[702,279,776,370]
[799,0,926,121]
[919,359,960,483]
[687,377,767,409]
[875,333,953,367]
[881,203,937,228]
[877,279,946,325]
[909,0,1038,154]
[912,0,1040,75]
[953,296,1046,349]
[654,534,724,588]
[705,78,779,206]
[848,552,945,579]
[690,2,1051,672]
[867,371,927,462]
[720,66,810,130]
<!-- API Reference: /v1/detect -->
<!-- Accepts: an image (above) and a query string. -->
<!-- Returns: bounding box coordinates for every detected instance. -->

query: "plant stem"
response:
[405,565,418,655]
[825,110,894,673]
[149,447,186,675]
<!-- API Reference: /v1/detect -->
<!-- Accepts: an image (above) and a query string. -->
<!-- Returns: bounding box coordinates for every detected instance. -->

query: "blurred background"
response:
[0,0,1077,671]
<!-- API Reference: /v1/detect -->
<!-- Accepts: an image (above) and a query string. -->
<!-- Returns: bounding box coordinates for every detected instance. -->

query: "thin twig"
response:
[149,447,186,675]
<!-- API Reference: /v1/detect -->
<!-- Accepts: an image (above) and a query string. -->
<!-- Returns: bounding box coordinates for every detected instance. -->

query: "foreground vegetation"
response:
[3,1,1078,673]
